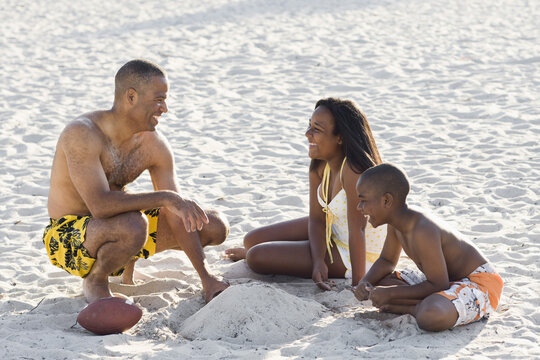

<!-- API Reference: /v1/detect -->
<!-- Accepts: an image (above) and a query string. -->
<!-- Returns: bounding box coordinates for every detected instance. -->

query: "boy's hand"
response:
[369,286,394,308]
[352,280,373,301]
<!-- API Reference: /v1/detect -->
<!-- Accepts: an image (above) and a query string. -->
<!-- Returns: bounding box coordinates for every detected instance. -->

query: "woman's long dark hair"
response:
[309,98,382,174]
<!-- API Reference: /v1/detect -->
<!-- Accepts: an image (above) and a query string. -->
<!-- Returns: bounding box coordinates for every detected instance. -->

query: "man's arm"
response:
[62,122,177,218]
[369,224,450,307]
[146,132,225,302]
[308,167,331,290]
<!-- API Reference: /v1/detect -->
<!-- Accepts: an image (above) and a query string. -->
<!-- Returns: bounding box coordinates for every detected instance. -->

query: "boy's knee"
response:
[201,210,229,246]
[415,295,457,332]
[377,272,407,286]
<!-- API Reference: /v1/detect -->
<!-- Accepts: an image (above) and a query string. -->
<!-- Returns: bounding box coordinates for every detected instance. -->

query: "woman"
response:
[226,98,386,289]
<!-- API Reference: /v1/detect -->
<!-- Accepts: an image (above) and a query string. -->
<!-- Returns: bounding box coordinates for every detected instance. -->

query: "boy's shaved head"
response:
[360,163,410,204]
[114,59,166,98]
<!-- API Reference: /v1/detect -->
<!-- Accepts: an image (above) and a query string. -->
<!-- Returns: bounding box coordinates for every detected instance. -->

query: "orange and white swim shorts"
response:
[395,263,503,327]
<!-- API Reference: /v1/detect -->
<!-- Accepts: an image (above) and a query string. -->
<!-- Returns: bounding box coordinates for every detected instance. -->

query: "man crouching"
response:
[43,59,229,304]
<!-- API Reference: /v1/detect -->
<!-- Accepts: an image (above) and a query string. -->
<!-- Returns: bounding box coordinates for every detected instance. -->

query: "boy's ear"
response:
[383,193,393,208]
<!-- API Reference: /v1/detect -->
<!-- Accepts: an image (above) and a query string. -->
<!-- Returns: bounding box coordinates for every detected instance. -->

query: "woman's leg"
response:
[225,217,308,261]
[245,239,347,279]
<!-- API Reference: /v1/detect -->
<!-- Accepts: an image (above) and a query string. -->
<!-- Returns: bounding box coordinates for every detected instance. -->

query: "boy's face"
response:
[356,177,387,228]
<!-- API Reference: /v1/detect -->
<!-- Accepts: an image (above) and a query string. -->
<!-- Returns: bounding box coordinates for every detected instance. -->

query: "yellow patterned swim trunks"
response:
[42,208,160,278]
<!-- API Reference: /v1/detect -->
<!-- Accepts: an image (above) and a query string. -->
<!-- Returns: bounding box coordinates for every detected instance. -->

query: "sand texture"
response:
[0,0,539,358]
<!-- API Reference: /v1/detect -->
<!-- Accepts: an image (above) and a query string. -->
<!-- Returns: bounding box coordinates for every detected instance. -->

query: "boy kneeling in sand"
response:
[353,163,503,331]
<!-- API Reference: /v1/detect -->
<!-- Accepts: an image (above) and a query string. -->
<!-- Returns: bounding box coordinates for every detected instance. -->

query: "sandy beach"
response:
[0,0,539,358]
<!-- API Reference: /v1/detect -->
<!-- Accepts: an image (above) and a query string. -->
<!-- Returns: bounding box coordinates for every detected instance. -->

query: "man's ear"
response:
[383,193,393,208]
[126,88,137,105]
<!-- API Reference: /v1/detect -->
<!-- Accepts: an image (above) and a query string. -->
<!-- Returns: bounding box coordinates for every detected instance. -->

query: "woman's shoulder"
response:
[341,159,362,194]
[341,159,362,183]
[309,161,325,180]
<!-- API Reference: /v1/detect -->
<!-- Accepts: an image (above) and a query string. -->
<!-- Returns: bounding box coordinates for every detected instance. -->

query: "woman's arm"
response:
[342,164,367,286]
[308,165,331,290]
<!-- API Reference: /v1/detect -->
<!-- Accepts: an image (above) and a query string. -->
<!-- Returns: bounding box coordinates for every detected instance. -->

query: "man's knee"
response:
[200,209,229,246]
[117,211,148,250]
[415,295,457,332]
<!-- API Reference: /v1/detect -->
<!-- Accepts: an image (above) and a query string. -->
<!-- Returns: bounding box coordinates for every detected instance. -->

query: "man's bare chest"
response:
[101,143,148,189]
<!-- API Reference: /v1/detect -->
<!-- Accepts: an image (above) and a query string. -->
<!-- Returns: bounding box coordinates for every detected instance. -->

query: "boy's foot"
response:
[224,247,246,261]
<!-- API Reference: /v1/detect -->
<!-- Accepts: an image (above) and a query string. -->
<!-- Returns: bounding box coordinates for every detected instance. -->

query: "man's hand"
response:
[352,280,373,301]
[312,261,333,291]
[166,194,209,232]
[202,275,229,303]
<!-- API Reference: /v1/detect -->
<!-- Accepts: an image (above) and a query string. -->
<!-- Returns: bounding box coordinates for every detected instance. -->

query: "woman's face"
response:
[305,106,342,160]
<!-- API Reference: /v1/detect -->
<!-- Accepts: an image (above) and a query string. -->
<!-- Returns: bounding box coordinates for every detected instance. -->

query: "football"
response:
[77,297,143,335]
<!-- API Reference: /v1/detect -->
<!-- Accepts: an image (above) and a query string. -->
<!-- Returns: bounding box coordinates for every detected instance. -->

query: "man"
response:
[43,59,229,303]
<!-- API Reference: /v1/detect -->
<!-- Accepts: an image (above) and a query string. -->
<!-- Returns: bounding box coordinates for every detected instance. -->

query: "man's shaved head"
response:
[114,59,166,98]
[360,163,410,204]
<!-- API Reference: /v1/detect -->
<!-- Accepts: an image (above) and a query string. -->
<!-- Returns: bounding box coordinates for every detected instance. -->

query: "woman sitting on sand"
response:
[226,98,386,289]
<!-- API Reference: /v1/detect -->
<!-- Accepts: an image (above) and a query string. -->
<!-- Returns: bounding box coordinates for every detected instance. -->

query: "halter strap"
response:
[321,157,347,263]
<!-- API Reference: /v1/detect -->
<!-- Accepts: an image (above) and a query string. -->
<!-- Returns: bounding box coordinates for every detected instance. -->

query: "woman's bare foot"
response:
[224,247,246,261]
[83,276,113,303]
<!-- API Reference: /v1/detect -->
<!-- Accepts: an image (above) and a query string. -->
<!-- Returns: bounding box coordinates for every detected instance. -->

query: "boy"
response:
[353,163,503,331]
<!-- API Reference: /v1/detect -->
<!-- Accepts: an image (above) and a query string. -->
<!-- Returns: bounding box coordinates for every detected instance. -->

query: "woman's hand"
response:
[358,213,368,231]
[312,261,333,290]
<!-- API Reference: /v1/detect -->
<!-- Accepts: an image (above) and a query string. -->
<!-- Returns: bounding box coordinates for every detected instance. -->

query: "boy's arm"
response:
[369,224,450,306]
[353,225,401,301]
[362,224,401,284]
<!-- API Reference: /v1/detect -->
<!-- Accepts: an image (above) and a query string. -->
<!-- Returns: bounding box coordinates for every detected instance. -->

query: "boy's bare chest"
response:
[101,143,149,189]
[397,233,424,271]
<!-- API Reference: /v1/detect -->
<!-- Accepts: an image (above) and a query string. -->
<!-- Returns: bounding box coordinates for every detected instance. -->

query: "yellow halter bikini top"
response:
[320,157,347,263]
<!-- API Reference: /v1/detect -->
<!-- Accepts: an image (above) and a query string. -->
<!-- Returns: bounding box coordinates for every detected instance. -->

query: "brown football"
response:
[77,297,143,335]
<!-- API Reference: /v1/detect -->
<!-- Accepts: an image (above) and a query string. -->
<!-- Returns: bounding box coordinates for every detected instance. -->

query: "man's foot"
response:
[224,247,246,261]
[83,276,113,303]
[120,258,153,285]
[121,268,153,285]
[202,276,230,303]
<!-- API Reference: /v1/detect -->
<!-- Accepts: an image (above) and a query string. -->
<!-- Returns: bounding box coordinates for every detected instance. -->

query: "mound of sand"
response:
[180,283,327,344]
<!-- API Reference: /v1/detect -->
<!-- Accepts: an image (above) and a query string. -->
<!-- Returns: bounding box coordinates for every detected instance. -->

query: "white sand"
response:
[1,0,539,358]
